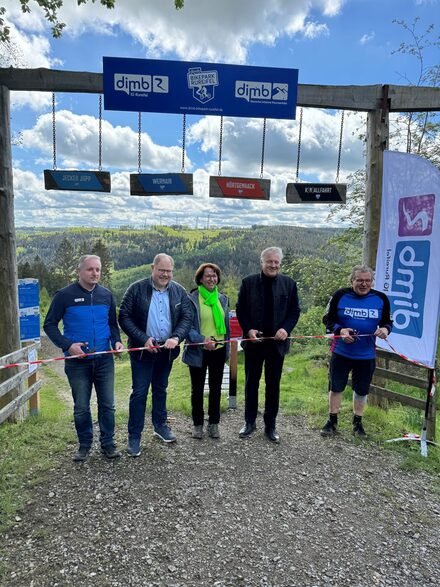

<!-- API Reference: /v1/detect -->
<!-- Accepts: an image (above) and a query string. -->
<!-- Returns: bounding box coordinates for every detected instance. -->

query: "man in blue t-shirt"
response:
[321,265,393,438]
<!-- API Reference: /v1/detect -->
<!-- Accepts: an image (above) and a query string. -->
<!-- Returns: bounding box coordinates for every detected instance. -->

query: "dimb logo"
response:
[387,241,430,338]
[235,81,288,103]
[114,73,169,96]
[398,194,435,237]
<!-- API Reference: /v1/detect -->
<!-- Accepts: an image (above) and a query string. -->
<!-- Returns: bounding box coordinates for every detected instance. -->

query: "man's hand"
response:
[340,328,356,344]
[247,329,262,342]
[374,327,388,340]
[68,342,88,356]
[114,342,124,352]
[274,328,288,341]
[163,337,179,350]
[145,336,158,353]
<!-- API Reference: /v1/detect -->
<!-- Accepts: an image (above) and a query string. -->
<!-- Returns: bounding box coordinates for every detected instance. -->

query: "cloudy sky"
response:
[1,0,438,229]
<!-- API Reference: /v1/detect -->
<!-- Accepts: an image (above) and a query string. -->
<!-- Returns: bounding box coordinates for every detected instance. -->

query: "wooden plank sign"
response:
[209,176,270,200]
[130,173,193,196]
[44,170,111,192]
[286,183,346,203]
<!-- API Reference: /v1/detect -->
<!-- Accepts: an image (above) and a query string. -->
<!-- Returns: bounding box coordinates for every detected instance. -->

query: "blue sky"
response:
[1,0,439,229]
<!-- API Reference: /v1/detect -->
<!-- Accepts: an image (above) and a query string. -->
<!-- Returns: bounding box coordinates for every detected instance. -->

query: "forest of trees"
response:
[17,224,361,332]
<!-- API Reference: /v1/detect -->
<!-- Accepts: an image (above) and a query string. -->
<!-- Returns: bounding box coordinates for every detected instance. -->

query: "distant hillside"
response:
[17,225,340,271]
[17,225,347,304]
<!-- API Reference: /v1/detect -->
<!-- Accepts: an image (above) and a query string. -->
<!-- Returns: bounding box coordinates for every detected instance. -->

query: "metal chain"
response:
[137,112,142,174]
[335,110,345,183]
[218,116,223,176]
[181,114,186,173]
[52,92,57,170]
[98,94,103,171]
[260,117,267,179]
[295,107,303,181]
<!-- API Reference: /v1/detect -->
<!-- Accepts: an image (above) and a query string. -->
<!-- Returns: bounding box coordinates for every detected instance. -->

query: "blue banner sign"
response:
[18,279,39,309]
[18,280,40,342]
[103,57,298,120]
[130,173,193,196]
[19,308,40,342]
[44,170,111,192]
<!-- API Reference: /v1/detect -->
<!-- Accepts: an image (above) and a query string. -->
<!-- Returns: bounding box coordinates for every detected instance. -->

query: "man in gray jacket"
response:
[119,253,191,456]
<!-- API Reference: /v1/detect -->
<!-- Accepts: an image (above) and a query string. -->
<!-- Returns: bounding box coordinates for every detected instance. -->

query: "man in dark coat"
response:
[118,253,191,456]
[236,246,300,443]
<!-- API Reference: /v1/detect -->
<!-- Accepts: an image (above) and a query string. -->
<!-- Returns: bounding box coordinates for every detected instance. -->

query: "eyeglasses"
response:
[156,269,173,275]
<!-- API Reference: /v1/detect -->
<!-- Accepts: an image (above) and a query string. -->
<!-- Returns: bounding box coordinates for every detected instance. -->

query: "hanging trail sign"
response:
[103,57,298,120]
[210,177,270,200]
[44,170,111,192]
[130,173,193,196]
[286,183,346,204]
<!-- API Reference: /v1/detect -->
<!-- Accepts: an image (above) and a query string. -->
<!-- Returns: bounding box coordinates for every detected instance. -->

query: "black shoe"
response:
[265,428,280,443]
[101,445,122,459]
[353,421,367,438]
[73,447,90,462]
[239,422,256,438]
[321,420,338,437]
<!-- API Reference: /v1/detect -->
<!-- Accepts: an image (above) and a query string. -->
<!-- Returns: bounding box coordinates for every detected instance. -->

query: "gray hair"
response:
[260,247,283,263]
[350,265,374,283]
[152,253,174,267]
[77,255,101,269]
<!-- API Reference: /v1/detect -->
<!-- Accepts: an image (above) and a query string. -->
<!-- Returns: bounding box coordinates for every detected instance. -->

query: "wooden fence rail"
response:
[370,349,437,441]
[0,342,42,425]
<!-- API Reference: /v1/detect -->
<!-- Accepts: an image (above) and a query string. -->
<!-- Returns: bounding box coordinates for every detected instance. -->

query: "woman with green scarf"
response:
[182,263,230,439]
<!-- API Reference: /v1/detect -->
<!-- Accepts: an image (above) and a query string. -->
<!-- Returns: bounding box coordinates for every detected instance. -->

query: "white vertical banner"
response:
[375,151,440,368]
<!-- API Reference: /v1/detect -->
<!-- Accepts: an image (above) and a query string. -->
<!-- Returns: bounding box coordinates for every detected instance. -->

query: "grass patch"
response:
[0,367,73,530]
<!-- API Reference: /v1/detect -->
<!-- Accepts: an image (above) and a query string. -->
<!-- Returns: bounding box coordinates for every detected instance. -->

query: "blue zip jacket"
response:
[44,282,121,355]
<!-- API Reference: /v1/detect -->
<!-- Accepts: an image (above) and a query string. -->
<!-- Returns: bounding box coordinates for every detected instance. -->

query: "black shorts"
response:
[329,353,376,396]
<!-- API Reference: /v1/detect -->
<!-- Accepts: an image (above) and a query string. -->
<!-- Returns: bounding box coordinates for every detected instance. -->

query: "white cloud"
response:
[12,106,363,230]
[3,0,343,64]
[20,110,188,172]
[302,22,330,39]
[359,32,375,45]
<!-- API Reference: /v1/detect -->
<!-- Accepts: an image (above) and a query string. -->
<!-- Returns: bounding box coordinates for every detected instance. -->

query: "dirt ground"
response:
[1,344,439,586]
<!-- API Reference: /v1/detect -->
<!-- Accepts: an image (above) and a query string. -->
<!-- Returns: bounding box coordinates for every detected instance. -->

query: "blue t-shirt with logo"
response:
[324,287,393,360]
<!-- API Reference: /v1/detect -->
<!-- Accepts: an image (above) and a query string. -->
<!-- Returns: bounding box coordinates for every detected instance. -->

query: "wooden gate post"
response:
[228,340,238,409]
[0,84,24,421]
[363,85,389,268]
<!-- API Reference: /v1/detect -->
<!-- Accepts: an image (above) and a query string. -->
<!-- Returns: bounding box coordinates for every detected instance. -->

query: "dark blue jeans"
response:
[128,350,176,439]
[244,341,285,430]
[64,354,116,449]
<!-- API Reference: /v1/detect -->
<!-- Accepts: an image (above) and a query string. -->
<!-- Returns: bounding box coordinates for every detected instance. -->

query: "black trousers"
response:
[189,346,227,426]
[244,341,284,430]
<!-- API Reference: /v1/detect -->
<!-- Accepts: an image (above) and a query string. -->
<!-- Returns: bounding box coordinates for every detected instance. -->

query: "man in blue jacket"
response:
[44,255,123,462]
[118,253,191,456]
[236,247,301,443]
[321,265,393,438]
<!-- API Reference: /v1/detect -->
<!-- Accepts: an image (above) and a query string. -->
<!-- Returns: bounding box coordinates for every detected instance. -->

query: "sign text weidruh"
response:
[103,57,298,120]
[130,173,193,196]
[209,177,270,200]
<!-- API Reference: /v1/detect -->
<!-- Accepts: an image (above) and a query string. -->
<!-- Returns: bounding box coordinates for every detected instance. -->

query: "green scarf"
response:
[198,285,226,335]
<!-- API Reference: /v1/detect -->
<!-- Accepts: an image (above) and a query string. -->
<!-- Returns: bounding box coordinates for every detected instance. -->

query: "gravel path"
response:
[1,401,439,587]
